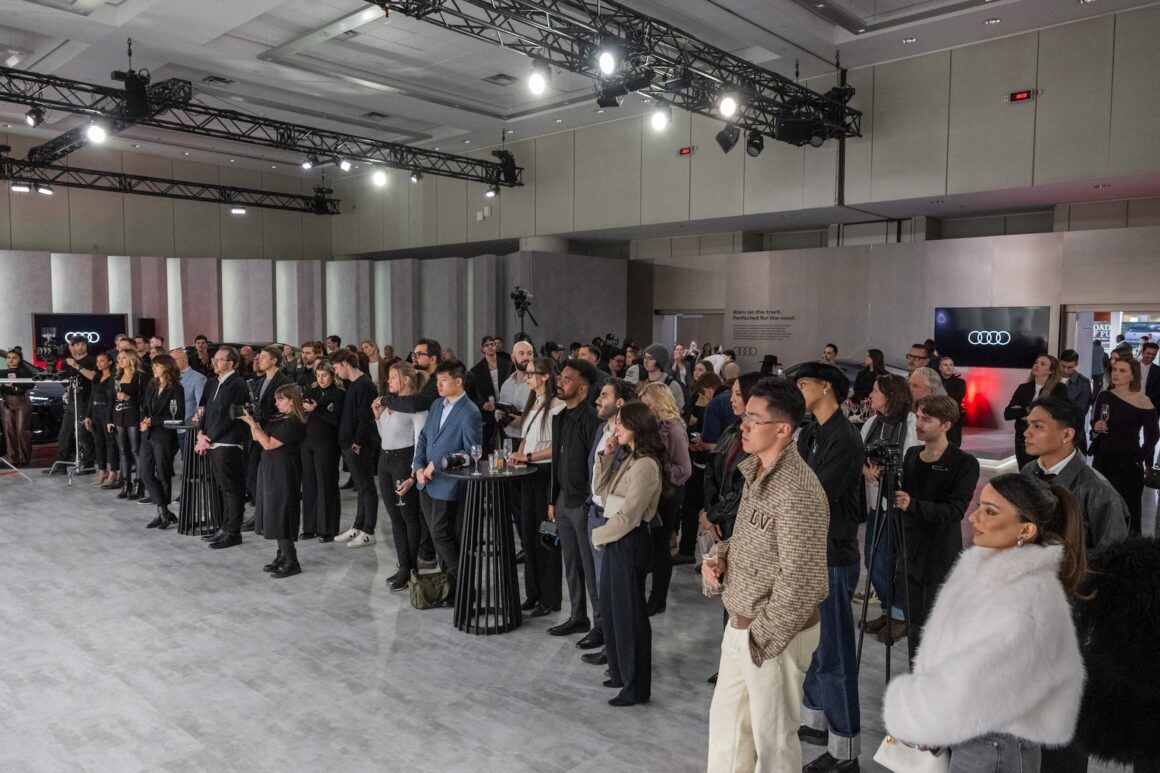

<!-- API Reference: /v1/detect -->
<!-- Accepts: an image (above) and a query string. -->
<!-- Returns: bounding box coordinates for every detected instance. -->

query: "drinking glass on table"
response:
[470,444,483,475]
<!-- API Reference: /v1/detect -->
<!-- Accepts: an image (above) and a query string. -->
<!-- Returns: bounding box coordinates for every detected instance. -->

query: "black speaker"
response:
[137,317,156,338]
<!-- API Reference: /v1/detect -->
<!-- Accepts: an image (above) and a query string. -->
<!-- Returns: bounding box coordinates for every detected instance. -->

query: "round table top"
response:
[446,464,537,481]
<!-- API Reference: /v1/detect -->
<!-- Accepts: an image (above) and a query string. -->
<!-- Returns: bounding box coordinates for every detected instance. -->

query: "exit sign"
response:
[1004,89,1035,103]
[677,146,696,157]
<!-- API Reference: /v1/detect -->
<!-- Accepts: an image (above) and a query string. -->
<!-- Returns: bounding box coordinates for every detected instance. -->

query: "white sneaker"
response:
[334,528,361,543]
[347,532,376,548]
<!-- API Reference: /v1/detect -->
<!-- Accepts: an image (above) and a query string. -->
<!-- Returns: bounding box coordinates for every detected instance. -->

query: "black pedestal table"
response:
[175,423,222,536]
[446,465,533,635]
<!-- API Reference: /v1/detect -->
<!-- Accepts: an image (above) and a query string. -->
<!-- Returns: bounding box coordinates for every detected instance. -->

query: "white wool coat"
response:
[883,544,1084,748]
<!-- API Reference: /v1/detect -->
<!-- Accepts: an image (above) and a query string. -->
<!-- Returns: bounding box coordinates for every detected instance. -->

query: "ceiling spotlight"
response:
[809,131,826,148]
[10,181,31,193]
[716,124,740,154]
[301,155,318,170]
[25,106,45,127]
[528,59,550,95]
[484,185,500,198]
[597,45,619,76]
[336,157,352,172]
[371,170,387,187]
[85,123,108,144]
[650,99,672,131]
[230,206,246,215]
[984,17,1001,24]
[35,182,53,195]
[902,37,917,44]
[410,170,423,183]
[745,130,764,157]
[718,94,739,119]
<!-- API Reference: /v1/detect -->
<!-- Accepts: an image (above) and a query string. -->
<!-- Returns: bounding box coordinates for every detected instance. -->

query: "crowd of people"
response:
[3,329,1157,773]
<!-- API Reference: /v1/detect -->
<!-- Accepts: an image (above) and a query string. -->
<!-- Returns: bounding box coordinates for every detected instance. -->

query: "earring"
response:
[1016,537,1026,548]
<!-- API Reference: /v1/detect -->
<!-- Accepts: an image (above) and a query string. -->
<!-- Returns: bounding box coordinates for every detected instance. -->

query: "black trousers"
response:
[301,442,340,536]
[678,468,704,556]
[600,525,652,703]
[1093,451,1143,536]
[518,464,561,607]
[208,445,247,535]
[419,490,460,578]
[246,440,261,500]
[90,422,119,472]
[115,425,141,479]
[342,446,379,533]
[647,485,685,608]
[378,447,422,573]
[904,575,941,666]
[139,430,176,507]
[58,406,95,465]
[1040,743,1089,773]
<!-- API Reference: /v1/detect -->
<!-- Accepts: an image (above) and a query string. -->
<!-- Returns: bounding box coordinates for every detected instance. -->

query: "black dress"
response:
[255,417,307,540]
[301,384,344,537]
[1090,391,1160,537]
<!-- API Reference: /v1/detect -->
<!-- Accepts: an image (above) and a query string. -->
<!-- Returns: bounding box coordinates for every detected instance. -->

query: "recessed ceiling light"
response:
[271,165,277,169]
[815,2,824,6]
[464,139,471,144]
[984,18,1001,25]
[856,28,866,33]
[434,147,440,151]
[1092,183,1111,189]
[506,129,515,134]
[229,159,235,163]
[595,108,605,114]
[902,37,917,44]
[183,151,190,156]
[555,118,563,124]
[132,143,141,148]
[1077,0,1094,4]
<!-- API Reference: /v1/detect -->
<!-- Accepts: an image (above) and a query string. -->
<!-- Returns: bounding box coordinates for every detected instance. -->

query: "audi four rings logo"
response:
[733,346,758,356]
[64,331,100,343]
[967,330,1011,345]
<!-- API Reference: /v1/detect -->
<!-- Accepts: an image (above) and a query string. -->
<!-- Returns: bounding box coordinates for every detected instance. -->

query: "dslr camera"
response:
[230,401,262,422]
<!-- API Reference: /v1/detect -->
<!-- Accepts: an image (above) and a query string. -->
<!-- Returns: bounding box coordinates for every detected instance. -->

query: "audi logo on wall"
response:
[732,346,759,356]
[64,331,101,344]
[967,330,1011,345]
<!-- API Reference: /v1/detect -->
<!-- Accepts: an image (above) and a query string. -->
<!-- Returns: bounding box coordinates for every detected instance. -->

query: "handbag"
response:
[873,735,950,773]
[1144,465,1160,490]
[408,570,451,610]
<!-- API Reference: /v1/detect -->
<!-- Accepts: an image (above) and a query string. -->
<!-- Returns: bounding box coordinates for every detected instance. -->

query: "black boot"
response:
[146,507,164,529]
[116,479,130,499]
[271,560,301,578]
[156,507,174,530]
[127,479,143,500]
[263,551,284,572]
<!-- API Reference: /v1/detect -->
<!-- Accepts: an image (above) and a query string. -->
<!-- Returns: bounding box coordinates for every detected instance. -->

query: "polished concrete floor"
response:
[1,457,1143,772]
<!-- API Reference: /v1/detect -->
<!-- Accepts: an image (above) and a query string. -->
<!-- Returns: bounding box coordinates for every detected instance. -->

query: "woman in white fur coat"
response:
[883,473,1088,772]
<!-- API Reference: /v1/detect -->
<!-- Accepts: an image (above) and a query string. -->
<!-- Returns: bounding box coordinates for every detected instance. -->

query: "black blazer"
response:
[1145,366,1160,409]
[468,357,514,406]
[900,443,980,585]
[1004,381,1068,431]
[142,381,186,438]
[253,370,292,429]
[199,372,250,445]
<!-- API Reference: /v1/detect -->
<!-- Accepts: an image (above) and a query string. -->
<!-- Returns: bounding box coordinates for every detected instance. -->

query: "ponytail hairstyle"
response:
[988,473,1089,598]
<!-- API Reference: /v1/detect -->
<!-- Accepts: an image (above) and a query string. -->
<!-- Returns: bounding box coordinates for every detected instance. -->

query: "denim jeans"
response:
[801,562,861,760]
[951,734,1040,773]
[864,507,905,621]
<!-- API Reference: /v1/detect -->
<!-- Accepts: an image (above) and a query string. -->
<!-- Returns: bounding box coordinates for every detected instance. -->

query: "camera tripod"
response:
[855,453,913,682]
[47,376,87,486]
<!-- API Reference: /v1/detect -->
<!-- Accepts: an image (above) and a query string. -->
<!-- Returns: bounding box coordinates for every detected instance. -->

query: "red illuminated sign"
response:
[1009,90,1034,102]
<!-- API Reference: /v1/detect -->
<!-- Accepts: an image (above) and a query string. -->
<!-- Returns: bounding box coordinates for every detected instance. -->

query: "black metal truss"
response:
[0,156,341,215]
[0,65,522,186]
[368,0,861,146]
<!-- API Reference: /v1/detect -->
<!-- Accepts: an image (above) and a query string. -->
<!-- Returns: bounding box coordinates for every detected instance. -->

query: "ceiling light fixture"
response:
[336,157,352,172]
[718,94,739,119]
[301,154,318,170]
[716,124,740,153]
[984,18,1001,25]
[10,181,31,193]
[528,59,550,95]
[25,106,45,127]
[410,170,423,183]
[85,122,107,144]
[371,170,387,187]
[230,206,246,215]
[745,130,764,157]
[484,185,500,198]
[35,182,53,195]
[650,99,672,131]
[902,37,918,44]
[596,45,619,76]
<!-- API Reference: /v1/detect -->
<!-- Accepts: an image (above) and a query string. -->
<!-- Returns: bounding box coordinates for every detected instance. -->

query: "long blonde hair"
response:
[117,349,143,378]
[641,382,684,425]
[389,360,425,394]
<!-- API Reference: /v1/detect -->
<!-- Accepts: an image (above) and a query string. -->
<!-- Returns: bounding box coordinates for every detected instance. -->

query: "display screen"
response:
[30,312,128,367]
[934,306,1050,368]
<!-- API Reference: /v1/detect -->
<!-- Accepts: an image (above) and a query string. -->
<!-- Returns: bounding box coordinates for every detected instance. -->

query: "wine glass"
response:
[394,478,407,507]
[1099,402,1110,428]
[470,444,483,475]
[503,438,513,456]
[169,399,179,423]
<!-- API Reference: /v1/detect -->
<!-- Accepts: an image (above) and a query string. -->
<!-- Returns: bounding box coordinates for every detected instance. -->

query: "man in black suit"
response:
[1058,348,1092,455]
[468,335,513,452]
[937,356,967,447]
[242,346,292,530]
[1140,341,1160,410]
[195,346,250,549]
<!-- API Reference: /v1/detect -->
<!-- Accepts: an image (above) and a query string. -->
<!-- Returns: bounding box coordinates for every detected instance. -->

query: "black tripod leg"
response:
[856,496,889,665]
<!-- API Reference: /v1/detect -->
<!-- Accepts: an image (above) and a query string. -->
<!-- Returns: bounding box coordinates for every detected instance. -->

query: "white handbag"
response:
[873,735,950,773]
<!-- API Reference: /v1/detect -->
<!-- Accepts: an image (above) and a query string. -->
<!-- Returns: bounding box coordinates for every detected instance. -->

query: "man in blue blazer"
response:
[413,359,483,585]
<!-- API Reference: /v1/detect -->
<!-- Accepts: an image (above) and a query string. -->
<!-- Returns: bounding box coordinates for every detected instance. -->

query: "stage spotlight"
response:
[809,131,826,148]
[371,170,387,187]
[528,59,550,95]
[301,155,318,170]
[716,124,740,153]
[230,206,246,215]
[336,157,352,172]
[85,123,108,144]
[10,181,31,193]
[650,99,671,131]
[484,185,500,198]
[35,182,53,195]
[596,90,623,109]
[597,44,619,76]
[717,94,739,119]
[25,106,45,127]
[410,170,423,183]
[746,130,764,157]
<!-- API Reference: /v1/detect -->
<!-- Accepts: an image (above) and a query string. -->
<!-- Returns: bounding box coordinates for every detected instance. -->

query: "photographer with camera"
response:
[892,395,979,662]
[793,363,866,773]
[48,337,97,474]
[195,346,251,550]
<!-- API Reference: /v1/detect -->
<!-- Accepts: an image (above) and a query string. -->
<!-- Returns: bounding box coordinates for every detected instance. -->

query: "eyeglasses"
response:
[905,353,929,361]
[740,412,782,428]
[411,350,430,358]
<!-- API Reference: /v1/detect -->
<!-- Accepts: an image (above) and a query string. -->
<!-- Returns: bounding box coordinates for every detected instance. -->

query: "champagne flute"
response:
[169,398,179,423]
[470,444,483,475]
[1099,402,1110,430]
[394,478,407,507]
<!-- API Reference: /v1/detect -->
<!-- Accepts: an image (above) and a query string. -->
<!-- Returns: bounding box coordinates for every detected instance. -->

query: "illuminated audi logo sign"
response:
[733,346,759,356]
[64,331,101,344]
[967,330,1011,345]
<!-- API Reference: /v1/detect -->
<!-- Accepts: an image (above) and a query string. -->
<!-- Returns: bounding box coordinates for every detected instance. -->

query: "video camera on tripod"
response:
[510,285,538,332]
[34,329,66,374]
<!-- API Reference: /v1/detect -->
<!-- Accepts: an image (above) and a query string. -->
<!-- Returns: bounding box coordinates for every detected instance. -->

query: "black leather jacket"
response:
[702,418,748,540]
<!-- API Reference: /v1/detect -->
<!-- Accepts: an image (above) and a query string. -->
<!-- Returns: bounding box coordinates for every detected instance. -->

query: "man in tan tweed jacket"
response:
[702,377,831,772]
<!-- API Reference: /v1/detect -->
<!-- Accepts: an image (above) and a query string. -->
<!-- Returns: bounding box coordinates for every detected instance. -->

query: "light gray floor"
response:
[0,467,1142,772]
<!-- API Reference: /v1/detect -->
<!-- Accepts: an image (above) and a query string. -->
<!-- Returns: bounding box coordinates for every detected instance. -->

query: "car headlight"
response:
[29,395,50,404]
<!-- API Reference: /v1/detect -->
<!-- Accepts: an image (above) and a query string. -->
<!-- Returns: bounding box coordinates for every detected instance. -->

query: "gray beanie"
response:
[643,343,670,373]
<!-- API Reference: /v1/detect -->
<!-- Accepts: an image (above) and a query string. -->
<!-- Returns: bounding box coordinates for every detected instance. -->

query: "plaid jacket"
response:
[704,444,830,666]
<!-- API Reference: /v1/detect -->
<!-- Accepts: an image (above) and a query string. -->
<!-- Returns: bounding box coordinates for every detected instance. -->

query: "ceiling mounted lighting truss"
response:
[0,65,522,186]
[366,0,861,147]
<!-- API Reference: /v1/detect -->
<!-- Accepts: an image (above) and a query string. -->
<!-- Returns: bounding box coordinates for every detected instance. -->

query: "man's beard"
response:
[515,360,528,372]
